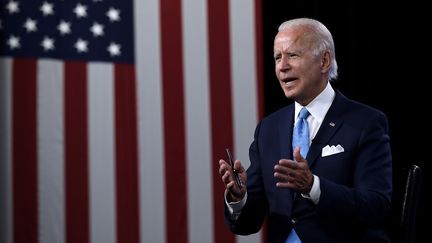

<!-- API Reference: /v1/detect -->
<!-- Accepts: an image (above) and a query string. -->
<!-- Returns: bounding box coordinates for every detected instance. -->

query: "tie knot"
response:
[298,107,310,120]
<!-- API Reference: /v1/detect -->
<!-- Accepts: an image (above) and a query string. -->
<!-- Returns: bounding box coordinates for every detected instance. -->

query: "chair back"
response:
[399,164,422,243]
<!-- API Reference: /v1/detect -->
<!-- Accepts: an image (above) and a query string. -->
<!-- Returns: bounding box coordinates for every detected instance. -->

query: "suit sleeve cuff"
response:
[225,190,247,220]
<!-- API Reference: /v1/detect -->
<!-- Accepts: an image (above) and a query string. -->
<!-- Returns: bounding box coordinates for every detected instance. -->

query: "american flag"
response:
[0,0,264,243]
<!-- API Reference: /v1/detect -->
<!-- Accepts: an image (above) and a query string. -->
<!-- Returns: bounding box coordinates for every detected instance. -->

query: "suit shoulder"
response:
[345,98,387,118]
[260,104,293,124]
[339,94,389,125]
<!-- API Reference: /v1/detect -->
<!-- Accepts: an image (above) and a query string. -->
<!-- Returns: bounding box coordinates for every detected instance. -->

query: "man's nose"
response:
[278,57,291,71]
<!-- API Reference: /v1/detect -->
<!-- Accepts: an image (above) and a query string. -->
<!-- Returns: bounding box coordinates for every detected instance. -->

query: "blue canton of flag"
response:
[0,0,134,63]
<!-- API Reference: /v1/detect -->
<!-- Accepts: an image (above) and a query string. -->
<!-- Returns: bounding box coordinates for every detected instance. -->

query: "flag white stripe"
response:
[229,1,261,242]
[230,0,259,168]
[88,63,116,243]
[37,60,65,243]
[134,0,167,242]
[182,0,213,242]
[0,57,13,243]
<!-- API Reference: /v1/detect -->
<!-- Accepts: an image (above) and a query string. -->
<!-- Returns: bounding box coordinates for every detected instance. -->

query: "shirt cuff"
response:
[301,175,321,204]
[225,190,247,220]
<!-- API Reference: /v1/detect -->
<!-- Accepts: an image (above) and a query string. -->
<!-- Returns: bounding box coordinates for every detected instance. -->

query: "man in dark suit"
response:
[218,18,392,243]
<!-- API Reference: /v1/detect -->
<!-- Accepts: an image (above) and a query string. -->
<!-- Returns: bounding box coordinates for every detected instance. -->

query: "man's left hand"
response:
[274,147,314,194]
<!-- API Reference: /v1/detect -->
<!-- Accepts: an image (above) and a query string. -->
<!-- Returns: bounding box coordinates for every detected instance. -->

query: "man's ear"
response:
[320,51,331,73]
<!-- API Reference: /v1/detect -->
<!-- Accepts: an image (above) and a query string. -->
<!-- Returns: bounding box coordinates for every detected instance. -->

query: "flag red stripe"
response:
[64,62,89,243]
[253,2,266,241]
[207,0,236,242]
[254,0,265,122]
[114,64,141,243]
[12,58,38,243]
[160,1,189,243]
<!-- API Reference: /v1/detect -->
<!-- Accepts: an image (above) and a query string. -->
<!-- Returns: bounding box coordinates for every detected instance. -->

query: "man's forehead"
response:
[274,34,302,50]
[274,28,314,52]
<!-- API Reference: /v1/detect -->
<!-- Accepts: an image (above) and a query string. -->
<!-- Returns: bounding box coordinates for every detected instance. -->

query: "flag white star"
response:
[40,1,54,16]
[74,38,88,53]
[73,3,87,18]
[6,0,20,14]
[41,37,55,51]
[7,35,20,49]
[58,20,71,35]
[106,7,120,22]
[23,18,37,32]
[107,42,121,56]
[90,22,104,37]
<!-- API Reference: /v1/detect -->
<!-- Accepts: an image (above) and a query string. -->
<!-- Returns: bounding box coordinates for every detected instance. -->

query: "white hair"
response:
[278,18,338,81]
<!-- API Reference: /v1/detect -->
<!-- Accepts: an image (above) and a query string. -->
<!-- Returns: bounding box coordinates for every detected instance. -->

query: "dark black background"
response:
[261,1,428,242]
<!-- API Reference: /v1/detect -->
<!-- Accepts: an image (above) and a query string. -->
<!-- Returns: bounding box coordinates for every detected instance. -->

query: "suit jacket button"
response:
[291,218,297,224]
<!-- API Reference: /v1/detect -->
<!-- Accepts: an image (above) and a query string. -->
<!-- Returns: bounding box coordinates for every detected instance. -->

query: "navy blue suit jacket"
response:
[225,91,392,243]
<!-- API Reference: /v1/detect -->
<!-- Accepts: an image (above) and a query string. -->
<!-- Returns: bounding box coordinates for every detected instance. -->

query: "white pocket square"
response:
[322,144,344,157]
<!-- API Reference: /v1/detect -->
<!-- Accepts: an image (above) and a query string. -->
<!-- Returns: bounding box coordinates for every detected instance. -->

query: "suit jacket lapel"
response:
[306,91,346,168]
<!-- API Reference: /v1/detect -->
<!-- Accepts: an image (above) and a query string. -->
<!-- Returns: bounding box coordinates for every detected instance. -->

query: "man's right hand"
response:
[218,159,247,202]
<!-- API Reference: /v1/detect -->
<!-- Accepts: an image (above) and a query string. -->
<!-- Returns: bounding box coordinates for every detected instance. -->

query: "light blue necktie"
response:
[286,107,310,243]
[292,107,310,158]
[286,229,301,243]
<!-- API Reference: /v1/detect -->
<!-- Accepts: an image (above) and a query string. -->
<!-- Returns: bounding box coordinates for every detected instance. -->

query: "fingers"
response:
[275,175,310,190]
[274,158,312,193]
[219,159,247,202]
[274,162,299,185]
[218,159,229,176]
[219,159,232,184]
[293,147,306,163]
[219,159,246,191]
[219,159,245,180]
[233,160,245,174]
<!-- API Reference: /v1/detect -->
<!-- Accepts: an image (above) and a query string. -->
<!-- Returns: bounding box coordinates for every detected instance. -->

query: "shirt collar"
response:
[294,82,335,123]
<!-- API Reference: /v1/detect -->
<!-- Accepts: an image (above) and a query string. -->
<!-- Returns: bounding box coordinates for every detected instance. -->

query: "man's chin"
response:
[282,87,296,99]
